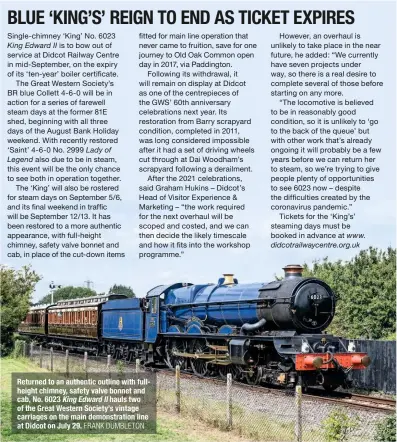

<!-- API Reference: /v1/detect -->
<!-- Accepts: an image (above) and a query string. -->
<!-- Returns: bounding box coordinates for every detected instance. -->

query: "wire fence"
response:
[23,342,392,442]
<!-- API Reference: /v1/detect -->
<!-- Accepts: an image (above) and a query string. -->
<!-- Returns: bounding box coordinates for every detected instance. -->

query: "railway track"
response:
[151,366,396,414]
[32,348,395,414]
[303,391,395,414]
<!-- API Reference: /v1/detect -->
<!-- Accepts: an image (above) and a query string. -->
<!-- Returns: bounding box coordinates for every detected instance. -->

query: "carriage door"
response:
[145,296,159,343]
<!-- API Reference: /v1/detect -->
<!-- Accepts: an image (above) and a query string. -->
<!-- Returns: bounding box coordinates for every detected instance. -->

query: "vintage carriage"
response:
[18,305,48,336]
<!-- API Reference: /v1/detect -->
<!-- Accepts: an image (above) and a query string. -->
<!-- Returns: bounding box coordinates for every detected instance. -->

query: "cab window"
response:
[151,297,157,314]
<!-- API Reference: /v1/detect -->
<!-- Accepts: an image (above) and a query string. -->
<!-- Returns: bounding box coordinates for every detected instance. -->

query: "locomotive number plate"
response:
[309,294,323,300]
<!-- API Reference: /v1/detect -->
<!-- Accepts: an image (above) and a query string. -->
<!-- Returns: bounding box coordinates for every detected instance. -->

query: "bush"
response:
[375,415,396,442]
[322,408,359,442]
[0,331,15,357]
[116,360,125,378]
[11,339,25,358]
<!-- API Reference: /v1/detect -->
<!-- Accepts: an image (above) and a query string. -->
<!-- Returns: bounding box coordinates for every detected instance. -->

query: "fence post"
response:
[23,342,27,358]
[39,345,43,368]
[50,348,53,372]
[295,385,302,442]
[65,350,69,377]
[30,342,34,360]
[226,373,232,430]
[84,352,88,377]
[107,355,111,378]
[175,365,181,413]
[136,359,140,374]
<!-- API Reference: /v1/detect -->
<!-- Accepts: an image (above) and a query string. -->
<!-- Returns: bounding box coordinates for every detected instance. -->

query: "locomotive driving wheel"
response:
[190,341,210,377]
[245,367,261,385]
[165,340,187,370]
[219,364,241,381]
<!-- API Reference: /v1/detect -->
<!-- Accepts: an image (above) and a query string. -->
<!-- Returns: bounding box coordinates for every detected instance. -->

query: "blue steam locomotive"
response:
[19,265,370,391]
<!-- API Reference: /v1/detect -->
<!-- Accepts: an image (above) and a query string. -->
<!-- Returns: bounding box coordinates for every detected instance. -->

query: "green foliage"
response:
[116,360,125,378]
[384,331,396,341]
[322,408,359,442]
[0,265,41,356]
[109,284,136,298]
[11,340,25,358]
[303,247,396,339]
[37,286,97,304]
[375,414,396,442]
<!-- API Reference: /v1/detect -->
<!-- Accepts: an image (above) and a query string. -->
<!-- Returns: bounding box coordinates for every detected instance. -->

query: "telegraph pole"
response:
[85,279,93,289]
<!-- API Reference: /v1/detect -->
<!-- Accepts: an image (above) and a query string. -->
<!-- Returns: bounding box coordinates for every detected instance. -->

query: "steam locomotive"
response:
[19,265,370,391]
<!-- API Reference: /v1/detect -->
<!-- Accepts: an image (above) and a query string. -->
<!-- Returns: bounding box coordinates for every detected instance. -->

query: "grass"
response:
[0,357,244,442]
[156,383,302,441]
[2,356,332,442]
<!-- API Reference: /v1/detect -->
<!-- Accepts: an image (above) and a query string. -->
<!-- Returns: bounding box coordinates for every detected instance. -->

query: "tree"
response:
[0,265,41,355]
[109,284,136,298]
[303,247,396,340]
[37,286,97,304]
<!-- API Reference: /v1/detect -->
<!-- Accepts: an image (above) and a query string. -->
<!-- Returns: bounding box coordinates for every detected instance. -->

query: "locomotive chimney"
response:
[223,274,235,285]
[283,265,303,279]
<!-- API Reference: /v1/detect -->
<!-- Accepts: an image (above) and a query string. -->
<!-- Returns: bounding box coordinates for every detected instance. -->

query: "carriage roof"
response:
[28,304,50,312]
[47,293,127,310]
